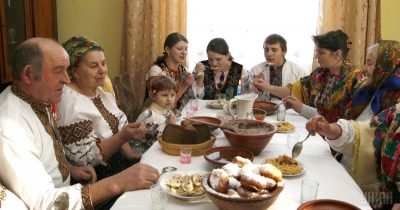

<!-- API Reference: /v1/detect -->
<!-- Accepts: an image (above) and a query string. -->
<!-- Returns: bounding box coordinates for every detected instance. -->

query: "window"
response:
[187,0,320,74]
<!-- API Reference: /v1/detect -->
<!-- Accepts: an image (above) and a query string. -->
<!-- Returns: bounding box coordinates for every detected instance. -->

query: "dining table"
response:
[111,99,372,210]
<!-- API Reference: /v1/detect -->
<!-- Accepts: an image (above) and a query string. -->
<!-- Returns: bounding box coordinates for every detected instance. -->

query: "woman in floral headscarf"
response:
[348,40,400,120]
[255,30,365,123]
[57,36,146,181]
[306,40,400,209]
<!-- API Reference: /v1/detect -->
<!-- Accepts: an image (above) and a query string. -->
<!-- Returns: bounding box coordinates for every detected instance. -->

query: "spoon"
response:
[141,110,153,128]
[157,166,177,185]
[160,166,177,176]
[291,133,311,159]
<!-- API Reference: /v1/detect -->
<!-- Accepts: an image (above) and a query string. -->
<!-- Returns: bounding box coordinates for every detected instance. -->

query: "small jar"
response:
[277,103,286,121]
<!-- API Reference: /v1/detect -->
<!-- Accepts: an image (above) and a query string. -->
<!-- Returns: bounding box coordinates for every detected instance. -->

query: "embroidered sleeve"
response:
[81,185,94,210]
[58,120,106,166]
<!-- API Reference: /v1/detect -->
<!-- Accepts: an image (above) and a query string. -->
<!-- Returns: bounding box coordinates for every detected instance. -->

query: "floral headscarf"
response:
[299,64,365,123]
[62,36,102,75]
[350,40,400,119]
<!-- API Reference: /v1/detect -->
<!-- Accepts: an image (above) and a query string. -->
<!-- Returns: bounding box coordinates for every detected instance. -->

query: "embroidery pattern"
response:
[81,185,94,210]
[0,185,6,208]
[91,96,119,135]
[59,120,93,145]
[12,85,71,181]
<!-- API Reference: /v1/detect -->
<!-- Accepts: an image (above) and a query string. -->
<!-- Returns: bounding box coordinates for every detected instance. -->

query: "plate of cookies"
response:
[159,170,207,201]
[265,154,304,177]
[274,121,295,133]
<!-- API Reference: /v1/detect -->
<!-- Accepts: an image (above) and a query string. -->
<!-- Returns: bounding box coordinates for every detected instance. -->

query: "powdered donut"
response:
[222,163,241,178]
[209,169,229,193]
[232,156,252,168]
[259,163,283,182]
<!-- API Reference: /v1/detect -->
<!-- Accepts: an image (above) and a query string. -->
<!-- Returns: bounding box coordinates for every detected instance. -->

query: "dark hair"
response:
[206,38,233,61]
[155,32,188,64]
[312,30,351,59]
[264,34,287,52]
[10,42,43,81]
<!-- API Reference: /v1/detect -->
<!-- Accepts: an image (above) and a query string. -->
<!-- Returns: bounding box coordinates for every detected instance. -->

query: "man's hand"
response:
[70,165,97,184]
[116,163,160,192]
[253,76,270,92]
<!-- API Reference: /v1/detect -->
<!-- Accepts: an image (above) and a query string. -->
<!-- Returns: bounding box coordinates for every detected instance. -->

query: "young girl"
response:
[132,76,177,154]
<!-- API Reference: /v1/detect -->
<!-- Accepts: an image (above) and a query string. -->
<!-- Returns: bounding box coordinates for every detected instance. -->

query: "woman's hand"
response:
[184,73,194,87]
[121,122,146,140]
[306,116,342,139]
[283,96,303,113]
[70,164,97,184]
[194,63,205,85]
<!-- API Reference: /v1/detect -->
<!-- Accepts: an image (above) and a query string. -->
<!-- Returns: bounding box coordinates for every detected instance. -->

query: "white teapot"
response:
[227,93,258,119]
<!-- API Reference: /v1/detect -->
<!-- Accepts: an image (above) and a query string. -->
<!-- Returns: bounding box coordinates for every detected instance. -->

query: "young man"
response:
[246,34,306,101]
[0,38,159,209]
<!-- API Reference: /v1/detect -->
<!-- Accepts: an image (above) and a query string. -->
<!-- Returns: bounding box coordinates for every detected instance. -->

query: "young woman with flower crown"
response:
[133,76,178,154]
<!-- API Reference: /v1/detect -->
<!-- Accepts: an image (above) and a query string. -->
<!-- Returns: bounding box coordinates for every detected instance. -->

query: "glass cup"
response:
[150,184,168,210]
[185,106,194,118]
[179,145,192,164]
[287,131,300,149]
[191,99,199,112]
[300,179,319,204]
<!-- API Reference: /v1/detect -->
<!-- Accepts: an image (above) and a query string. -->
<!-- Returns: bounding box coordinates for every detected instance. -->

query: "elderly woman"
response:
[57,36,145,181]
[146,32,194,109]
[306,40,400,209]
[193,38,248,100]
[254,30,365,123]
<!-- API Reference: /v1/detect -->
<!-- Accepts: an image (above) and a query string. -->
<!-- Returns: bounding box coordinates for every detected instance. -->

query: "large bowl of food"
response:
[221,119,278,155]
[202,156,284,210]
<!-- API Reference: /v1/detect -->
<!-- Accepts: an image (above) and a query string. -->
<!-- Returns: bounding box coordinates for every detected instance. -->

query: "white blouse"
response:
[57,85,128,167]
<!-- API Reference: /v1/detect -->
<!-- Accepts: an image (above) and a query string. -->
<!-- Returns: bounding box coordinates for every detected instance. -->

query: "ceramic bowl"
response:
[158,134,216,156]
[203,146,254,167]
[186,116,222,131]
[253,101,278,115]
[202,173,284,210]
[252,108,266,121]
[221,119,277,155]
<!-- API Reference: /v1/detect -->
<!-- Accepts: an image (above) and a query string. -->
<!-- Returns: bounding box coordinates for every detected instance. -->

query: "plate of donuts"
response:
[159,170,208,201]
[265,154,305,177]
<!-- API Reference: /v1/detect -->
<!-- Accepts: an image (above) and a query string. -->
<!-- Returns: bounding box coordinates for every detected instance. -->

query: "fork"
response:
[291,133,311,159]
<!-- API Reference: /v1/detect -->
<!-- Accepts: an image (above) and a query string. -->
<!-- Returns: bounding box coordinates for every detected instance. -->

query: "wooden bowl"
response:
[158,134,216,156]
[202,173,283,210]
[253,101,278,115]
[203,146,254,167]
[221,119,277,155]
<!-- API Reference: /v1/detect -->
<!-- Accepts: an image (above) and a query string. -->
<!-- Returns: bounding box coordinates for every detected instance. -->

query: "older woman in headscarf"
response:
[306,40,400,209]
[57,36,146,181]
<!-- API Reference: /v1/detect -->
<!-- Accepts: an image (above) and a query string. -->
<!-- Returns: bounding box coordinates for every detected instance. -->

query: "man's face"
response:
[32,45,70,104]
[263,43,286,67]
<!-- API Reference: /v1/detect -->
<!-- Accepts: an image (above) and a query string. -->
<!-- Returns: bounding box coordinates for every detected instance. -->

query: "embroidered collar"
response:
[11,84,49,112]
[150,103,170,116]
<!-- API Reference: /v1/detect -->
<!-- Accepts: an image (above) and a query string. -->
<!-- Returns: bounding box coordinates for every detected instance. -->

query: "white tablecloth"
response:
[111,100,371,210]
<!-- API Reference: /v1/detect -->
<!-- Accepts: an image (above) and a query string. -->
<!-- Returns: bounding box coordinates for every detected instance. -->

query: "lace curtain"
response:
[315,0,381,68]
[118,0,187,121]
